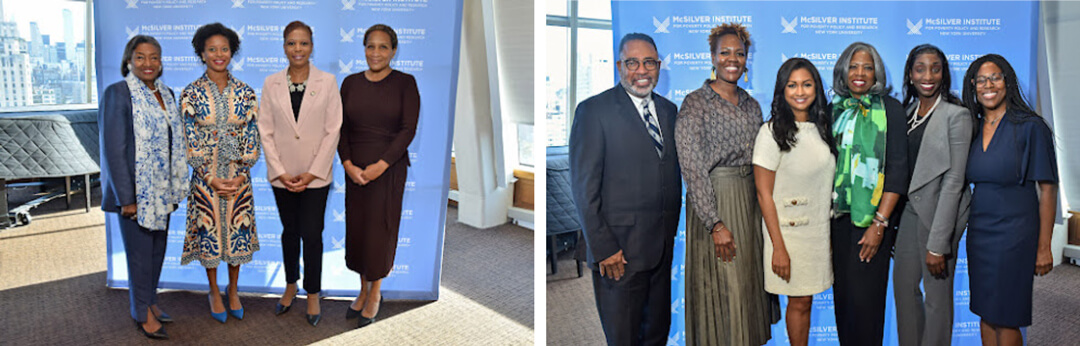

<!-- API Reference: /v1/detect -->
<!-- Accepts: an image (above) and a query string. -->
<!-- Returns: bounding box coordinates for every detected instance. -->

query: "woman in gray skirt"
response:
[674,22,780,346]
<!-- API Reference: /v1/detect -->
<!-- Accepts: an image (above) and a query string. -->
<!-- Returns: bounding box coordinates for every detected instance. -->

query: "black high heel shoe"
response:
[275,290,297,316]
[306,293,321,327]
[346,293,367,319]
[306,313,321,327]
[356,296,383,328]
[135,321,169,340]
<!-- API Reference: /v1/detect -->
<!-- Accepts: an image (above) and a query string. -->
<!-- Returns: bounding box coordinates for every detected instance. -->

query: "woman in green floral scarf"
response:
[828,42,909,346]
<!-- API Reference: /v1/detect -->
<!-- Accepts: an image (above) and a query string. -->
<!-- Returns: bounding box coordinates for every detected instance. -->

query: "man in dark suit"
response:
[570,33,682,346]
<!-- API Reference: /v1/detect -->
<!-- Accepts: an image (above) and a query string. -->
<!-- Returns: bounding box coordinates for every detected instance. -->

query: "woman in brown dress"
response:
[337,24,420,328]
[674,23,779,345]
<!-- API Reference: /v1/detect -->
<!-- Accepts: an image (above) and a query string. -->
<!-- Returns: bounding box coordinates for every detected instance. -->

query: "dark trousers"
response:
[831,214,896,346]
[118,215,168,323]
[272,186,330,294]
[592,244,672,346]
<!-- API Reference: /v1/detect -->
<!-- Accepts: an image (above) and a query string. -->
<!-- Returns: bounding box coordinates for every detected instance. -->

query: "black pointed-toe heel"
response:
[346,294,365,319]
[357,315,375,328]
[270,300,287,315]
[135,321,169,340]
[306,313,321,327]
[345,306,362,319]
[356,296,383,328]
[275,292,296,316]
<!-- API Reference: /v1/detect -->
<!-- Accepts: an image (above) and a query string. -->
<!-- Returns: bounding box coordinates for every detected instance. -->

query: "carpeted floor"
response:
[547,245,1080,346]
[0,186,534,345]
[546,250,603,346]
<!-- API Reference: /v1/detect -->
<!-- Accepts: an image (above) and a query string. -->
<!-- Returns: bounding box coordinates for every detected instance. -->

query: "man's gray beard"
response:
[620,77,655,99]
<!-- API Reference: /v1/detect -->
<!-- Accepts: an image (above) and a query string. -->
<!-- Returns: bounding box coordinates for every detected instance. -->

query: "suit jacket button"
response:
[789,221,796,226]
[295,135,300,139]
[791,200,798,205]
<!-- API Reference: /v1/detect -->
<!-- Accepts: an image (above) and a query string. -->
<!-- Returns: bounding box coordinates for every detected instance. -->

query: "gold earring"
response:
[711,66,716,80]
[744,69,749,82]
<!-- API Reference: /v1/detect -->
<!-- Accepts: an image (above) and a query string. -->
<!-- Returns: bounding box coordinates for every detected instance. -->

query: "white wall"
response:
[452,0,535,229]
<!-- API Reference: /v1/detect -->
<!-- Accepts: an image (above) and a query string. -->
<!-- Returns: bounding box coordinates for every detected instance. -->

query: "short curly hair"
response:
[708,22,751,54]
[191,23,240,61]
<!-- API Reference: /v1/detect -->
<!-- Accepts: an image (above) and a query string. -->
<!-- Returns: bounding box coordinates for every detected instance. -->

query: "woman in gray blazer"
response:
[892,44,973,346]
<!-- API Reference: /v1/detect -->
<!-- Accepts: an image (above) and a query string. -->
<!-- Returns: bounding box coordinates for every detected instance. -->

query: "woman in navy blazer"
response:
[257,21,342,327]
[99,35,188,340]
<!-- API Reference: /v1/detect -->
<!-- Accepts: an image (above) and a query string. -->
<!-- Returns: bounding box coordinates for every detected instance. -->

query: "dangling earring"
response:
[711,66,716,80]
[127,63,134,74]
[743,67,749,82]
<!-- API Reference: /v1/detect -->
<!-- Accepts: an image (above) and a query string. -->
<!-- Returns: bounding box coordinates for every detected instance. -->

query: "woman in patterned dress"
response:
[180,23,261,324]
[674,23,779,346]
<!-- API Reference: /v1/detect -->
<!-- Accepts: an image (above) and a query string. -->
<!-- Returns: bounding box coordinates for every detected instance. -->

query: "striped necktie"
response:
[641,99,663,157]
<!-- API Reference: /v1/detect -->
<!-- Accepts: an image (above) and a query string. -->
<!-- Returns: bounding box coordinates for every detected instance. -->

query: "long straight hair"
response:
[901,44,961,108]
[961,54,1038,122]
[769,58,836,157]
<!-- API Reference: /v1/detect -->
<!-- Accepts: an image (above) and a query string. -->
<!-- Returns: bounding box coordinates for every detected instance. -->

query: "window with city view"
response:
[546,0,612,147]
[0,0,94,110]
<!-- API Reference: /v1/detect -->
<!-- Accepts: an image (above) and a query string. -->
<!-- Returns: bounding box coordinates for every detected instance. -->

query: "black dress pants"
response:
[831,214,896,346]
[592,242,673,346]
[272,186,330,294]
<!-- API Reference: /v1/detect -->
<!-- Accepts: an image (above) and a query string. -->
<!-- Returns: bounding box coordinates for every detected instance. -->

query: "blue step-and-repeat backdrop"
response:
[611,1,1038,345]
[96,0,463,300]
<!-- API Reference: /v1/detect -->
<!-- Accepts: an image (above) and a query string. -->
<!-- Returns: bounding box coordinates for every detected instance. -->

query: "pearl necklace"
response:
[907,94,941,134]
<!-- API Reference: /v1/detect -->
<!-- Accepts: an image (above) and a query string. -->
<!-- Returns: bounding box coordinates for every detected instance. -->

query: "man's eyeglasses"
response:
[623,58,661,71]
[972,73,1004,87]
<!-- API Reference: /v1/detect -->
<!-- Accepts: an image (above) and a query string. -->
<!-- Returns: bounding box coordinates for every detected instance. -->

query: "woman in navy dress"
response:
[962,54,1057,346]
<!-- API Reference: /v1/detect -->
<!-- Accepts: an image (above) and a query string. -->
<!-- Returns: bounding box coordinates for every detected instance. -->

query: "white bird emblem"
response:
[340,28,356,43]
[231,58,245,72]
[332,209,345,222]
[653,17,671,33]
[331,236,345,249]
[231,0,245,8]
[125,0,139,9]
[125,26,139,40]
[342,0,356,11]
[781,16,798,34]
[907,18,923,35]
[339,59,354,74]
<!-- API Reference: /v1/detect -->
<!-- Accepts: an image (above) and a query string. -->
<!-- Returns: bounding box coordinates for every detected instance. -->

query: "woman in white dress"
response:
[752,57,836,346]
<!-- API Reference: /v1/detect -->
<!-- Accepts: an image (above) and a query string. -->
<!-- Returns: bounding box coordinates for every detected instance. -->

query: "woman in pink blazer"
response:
[257,21,342,327]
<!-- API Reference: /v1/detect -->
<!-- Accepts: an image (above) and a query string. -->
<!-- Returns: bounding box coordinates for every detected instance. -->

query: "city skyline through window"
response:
[0,0,94,109]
